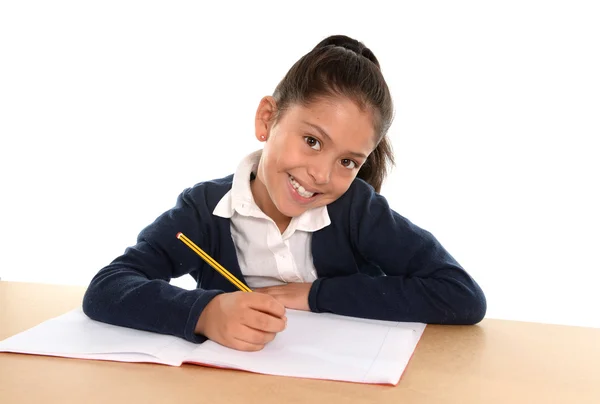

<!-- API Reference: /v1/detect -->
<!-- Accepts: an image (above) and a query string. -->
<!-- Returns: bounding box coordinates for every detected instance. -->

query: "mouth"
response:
[288,175,320,200]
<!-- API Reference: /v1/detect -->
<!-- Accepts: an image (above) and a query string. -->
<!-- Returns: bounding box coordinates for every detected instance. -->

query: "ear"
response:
[254,96,277,142]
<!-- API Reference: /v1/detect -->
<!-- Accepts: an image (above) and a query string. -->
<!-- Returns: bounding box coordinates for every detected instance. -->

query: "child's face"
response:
[254,96,376,220]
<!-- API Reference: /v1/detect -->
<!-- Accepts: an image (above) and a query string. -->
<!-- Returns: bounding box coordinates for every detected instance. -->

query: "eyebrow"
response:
[302,121,368,159]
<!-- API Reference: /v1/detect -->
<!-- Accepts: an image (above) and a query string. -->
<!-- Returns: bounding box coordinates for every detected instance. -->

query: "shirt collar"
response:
[213,150,330,232]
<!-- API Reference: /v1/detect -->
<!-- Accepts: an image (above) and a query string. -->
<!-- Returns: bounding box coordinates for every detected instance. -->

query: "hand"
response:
[255,283,312,311]
[195,292,287,352]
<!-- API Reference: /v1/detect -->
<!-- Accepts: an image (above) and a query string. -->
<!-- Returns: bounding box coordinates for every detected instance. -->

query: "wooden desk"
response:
[1,281,599,404]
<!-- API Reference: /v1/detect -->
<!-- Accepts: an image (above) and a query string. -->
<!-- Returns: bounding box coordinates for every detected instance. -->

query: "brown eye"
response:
[341,159,357,169]
[304,136,321,151]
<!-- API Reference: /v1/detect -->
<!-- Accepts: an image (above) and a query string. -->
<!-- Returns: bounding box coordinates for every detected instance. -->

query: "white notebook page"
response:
[0,308,425,384]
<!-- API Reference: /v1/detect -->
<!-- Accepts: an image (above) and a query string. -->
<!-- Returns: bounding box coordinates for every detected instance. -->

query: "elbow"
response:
[81,265,127,321]
[459,292,486,324]
[453,283,487,325]
[432,277,486,325]
[82,283,99,320]
[81,276,108,322]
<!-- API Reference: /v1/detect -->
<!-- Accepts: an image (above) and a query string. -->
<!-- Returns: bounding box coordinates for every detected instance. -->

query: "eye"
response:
[341,159,357,169]
[304,136,321,151]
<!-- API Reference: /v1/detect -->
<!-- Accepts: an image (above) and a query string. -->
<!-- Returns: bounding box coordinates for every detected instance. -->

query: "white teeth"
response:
[289,176,315,198]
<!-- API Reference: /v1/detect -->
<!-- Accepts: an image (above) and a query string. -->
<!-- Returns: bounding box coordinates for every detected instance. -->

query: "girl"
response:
[83,35,486,352]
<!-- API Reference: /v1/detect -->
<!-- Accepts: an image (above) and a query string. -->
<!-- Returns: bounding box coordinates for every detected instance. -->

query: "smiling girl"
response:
[83,35,486,352]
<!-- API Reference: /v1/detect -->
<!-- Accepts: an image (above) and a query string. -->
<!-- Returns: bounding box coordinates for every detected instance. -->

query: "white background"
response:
[1,1,598,328]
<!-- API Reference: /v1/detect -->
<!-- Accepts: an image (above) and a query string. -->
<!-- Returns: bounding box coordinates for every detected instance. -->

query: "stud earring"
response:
[260,135,266,140]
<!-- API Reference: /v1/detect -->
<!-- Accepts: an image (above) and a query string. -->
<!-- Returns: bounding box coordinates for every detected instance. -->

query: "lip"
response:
[287,175,320,204]
[289,175,320,194]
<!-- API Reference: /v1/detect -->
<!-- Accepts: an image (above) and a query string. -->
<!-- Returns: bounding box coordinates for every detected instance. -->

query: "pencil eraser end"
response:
[176,232,182,239]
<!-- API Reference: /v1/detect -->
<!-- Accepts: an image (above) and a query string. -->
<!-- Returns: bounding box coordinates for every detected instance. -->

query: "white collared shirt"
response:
[213,150,331,288]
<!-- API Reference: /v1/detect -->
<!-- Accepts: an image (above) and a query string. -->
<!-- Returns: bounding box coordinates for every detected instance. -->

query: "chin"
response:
[277,204,306,218]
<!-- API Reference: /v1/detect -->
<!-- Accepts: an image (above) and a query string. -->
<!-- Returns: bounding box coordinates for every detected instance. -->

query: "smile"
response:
[289,175,317,199]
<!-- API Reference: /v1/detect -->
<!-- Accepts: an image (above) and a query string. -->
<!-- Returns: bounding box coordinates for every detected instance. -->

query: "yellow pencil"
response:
[176,232,252,292]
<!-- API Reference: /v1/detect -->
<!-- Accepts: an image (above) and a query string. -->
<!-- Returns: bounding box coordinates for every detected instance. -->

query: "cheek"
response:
[262,144,282,174]
[266,137,295,169]
[276,149,305,172]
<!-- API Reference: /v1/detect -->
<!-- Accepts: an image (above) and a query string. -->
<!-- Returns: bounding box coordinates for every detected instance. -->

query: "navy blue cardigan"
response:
[83,175,486,343]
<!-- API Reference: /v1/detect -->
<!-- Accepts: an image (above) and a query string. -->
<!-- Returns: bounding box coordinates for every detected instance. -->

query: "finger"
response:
[230,338,265,352]
[247,293,286,318]
[235,325,277,345]
[242,309,286,333]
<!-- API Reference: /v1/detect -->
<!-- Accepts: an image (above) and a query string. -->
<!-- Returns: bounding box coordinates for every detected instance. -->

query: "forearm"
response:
[308,270,486,324]
[82,265,222,342]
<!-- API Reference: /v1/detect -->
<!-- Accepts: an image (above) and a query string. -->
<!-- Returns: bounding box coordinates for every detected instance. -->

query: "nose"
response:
[307,158,332,185]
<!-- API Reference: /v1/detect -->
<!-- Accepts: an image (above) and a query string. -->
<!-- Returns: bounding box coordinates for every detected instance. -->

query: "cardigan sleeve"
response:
[82,187,223,343]
[308,185,486,324]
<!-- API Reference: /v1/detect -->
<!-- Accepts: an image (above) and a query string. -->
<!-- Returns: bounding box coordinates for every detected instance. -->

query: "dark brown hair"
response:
[272,35,395,193]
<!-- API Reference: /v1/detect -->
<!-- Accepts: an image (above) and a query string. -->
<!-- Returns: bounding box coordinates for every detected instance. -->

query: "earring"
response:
[260,135,266,140]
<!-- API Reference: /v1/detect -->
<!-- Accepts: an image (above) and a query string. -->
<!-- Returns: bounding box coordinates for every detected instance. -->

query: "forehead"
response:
[284,97,377,153]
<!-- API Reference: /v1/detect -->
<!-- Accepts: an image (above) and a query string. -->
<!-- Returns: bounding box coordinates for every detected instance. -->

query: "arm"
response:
[308,186,486,324]
[82,187,222,343]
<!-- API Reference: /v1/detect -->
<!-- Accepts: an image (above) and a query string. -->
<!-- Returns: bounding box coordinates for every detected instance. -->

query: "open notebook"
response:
[0,308,425,385]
